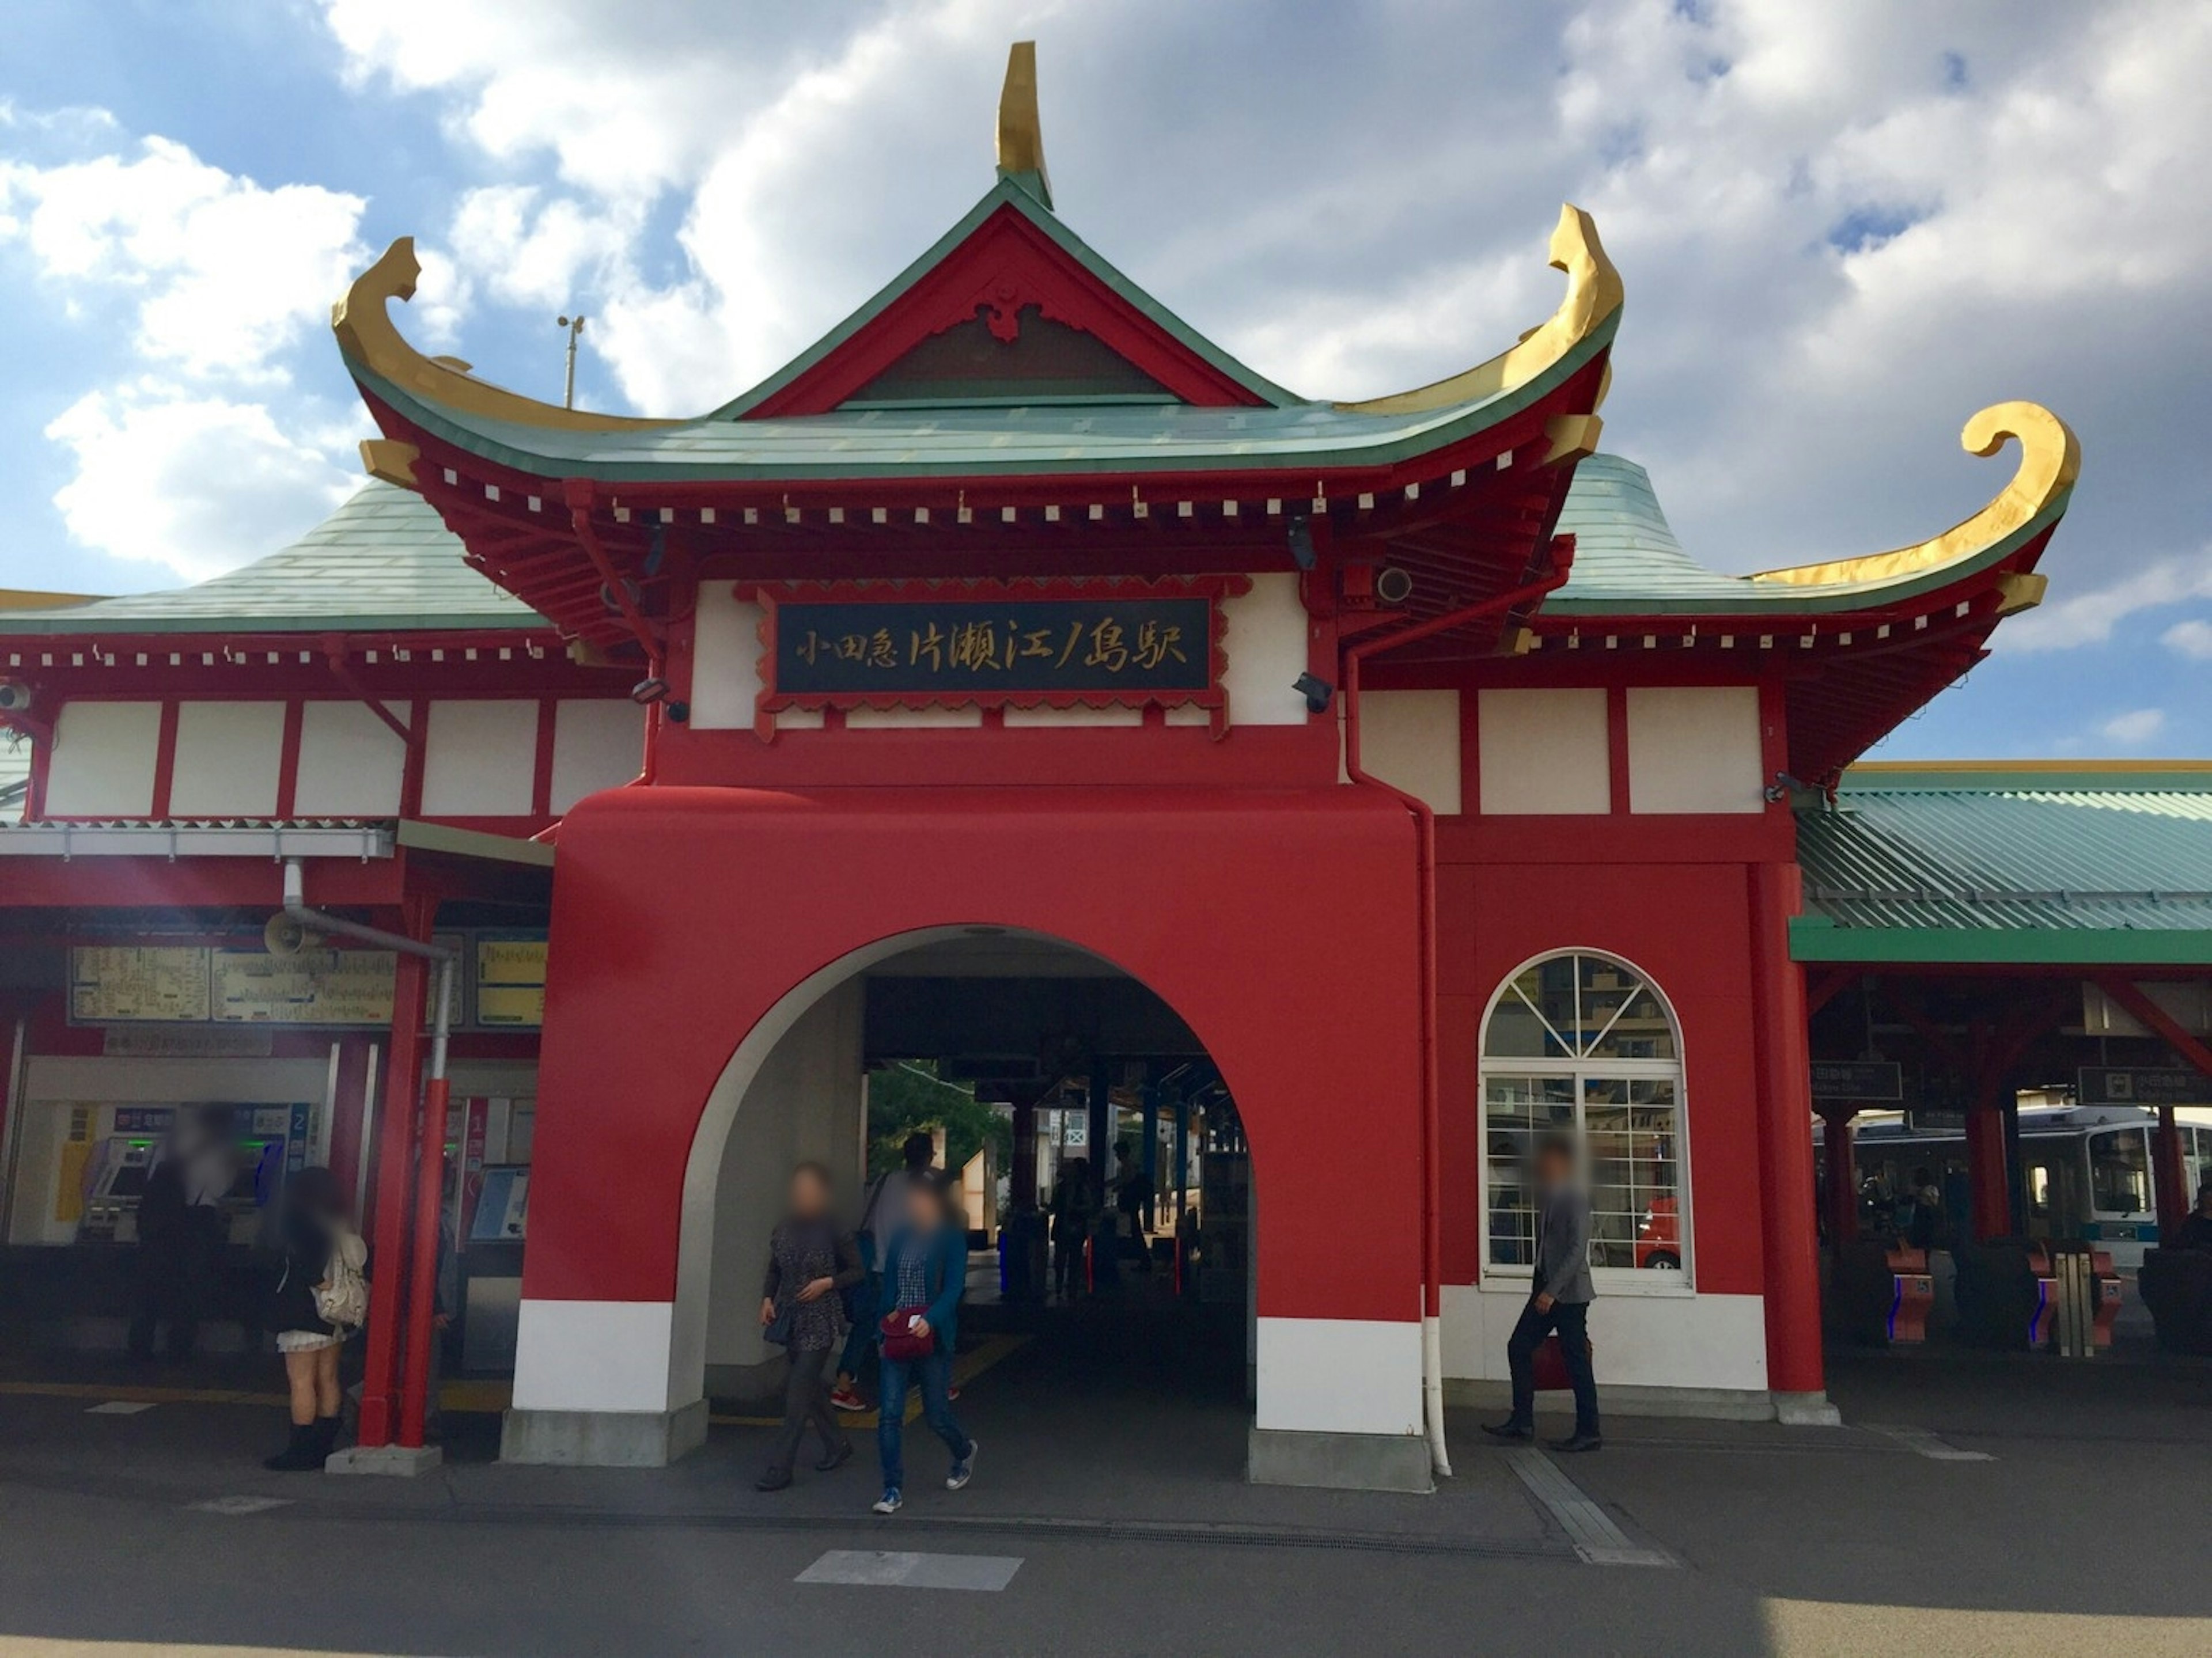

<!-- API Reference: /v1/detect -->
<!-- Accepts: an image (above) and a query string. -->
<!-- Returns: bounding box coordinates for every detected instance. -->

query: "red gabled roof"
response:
[730,190,1281,417]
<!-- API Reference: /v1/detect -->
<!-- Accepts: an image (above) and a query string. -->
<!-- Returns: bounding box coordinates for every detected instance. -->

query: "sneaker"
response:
[872,1487,902,1515]
[946,1439,977,1492]
[829,1384,866,1413]
[946,1384,961,1402]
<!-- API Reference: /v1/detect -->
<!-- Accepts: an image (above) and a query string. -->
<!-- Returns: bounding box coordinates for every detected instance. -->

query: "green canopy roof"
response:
[0,485,541,637]
[1793,765,2212,965]
[1551,454,2064,618]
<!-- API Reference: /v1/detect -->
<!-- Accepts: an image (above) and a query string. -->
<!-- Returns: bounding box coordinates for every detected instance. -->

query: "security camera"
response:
[0,681,32,715]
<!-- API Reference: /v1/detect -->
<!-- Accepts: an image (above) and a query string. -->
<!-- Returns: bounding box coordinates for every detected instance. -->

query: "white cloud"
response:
[2002,547,2212,651]
[0,135,367,382]
[2162,619,2212,661]
[2100,707,2166,748]
[43,386,358,582]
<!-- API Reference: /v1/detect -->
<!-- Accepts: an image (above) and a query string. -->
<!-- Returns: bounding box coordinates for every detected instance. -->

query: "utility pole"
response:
[556,314,586,409]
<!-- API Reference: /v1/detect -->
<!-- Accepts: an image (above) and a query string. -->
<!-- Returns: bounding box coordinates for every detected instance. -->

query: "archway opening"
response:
[689,927,1257,1476]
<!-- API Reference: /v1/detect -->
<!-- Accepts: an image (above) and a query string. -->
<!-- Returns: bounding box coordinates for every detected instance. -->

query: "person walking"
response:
[831,1132,937,1413]
[1484,1135,1601,1453]
[2178,1179,2212,1251]
[262,1167,361,1471]
[872,1175,975,1516]
[1050,1156,1094,1300]
[165,1105,238,1361]
[126,1155,190,1362]
[756,1162,862,1492]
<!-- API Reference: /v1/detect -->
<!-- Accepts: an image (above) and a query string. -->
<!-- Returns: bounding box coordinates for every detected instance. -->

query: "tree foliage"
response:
[866,1063,1010,1179]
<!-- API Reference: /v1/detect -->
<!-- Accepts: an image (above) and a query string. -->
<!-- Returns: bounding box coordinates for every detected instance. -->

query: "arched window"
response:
[1479,950,1689,1281]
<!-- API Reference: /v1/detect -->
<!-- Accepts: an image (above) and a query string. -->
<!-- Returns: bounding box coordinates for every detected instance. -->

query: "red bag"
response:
[1531,1334,1594,1391]
[879,1305,936,1361]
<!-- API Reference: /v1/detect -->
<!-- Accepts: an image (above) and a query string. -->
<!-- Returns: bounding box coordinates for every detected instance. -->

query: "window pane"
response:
[1585,1074,1682,1270]
[1486,1076,1571,1266]
[1581,966,1676,1061]
[1484,987,1562,1058]
[2089,1128,2150,1215]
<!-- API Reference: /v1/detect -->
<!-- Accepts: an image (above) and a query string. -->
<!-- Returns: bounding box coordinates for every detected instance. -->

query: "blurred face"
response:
[1536,1147,1573,1187]
[906,1181,941,1231]
[788,1167,830,1218]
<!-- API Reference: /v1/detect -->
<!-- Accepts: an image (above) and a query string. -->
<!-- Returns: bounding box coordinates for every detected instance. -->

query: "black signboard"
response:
[772,595,1213,697]
[1810,1060,1902,1101]
[2077,1067,2205,1107]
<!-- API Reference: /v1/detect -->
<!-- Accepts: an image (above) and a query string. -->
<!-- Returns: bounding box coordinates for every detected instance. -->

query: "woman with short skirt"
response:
[263,1166,350,1471]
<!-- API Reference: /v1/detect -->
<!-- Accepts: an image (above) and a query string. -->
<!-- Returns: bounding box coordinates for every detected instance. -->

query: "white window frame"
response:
[1476,947,1695,1297]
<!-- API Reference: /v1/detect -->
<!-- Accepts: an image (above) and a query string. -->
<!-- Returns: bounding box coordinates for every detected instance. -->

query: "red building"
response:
[1,45,2092,1490]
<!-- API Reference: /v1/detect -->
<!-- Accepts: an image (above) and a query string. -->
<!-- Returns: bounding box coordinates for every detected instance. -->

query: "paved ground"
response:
[2,1305,2211,1656]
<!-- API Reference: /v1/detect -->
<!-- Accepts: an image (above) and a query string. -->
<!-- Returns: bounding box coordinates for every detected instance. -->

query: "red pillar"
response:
[1965,1103,2010,1241]
[2154,1106,2190,1242]
[1748,862,1827,1402]
[1818,1105,1859,1251]
[357,894,433,1450]
[399,1065,450,1449]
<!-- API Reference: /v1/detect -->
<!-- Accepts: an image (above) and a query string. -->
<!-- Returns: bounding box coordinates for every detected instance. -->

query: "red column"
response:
[357,894,433,1450]
[399,1064,450,1448]
[325,1037,374,1201]
[2154,1105,2190,1242]
[1965,1103,2010,1241]
[1749,862,1826,1398]
[1819,1105,1859,1251]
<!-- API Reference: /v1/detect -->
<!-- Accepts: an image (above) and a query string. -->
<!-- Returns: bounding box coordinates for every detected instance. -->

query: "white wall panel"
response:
[293,702,405,817]
[421,700,537,817]
[1477,688,1609,814]
[1255,1315,1425,1436]
[168,701,283,817]
[1001,704,1145,727]
[1358,689,1463,814]
[1441,1284,1769,1393]
[1221,572,1312,726]
[845,705,983,728]
[44,701,161,817]
[513,1299,679,1412]
[687,582,759,731]
[550,700,646,810]
[1627,685,1765,814]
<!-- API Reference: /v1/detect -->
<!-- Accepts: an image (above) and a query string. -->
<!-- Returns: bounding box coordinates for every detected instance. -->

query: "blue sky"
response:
[2,0,2208,760]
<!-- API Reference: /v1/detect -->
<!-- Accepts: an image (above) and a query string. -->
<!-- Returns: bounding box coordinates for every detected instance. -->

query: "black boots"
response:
[263,1416,340,1472]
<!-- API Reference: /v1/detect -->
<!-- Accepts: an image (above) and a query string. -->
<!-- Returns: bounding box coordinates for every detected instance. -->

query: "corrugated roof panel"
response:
[1798,782,2212,936]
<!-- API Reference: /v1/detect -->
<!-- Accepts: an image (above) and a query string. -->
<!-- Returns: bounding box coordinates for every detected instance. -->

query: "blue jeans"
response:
[877,1348,968,1492]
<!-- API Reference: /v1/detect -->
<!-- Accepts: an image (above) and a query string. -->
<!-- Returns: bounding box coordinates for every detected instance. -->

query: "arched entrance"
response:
[501,783,1433,1490]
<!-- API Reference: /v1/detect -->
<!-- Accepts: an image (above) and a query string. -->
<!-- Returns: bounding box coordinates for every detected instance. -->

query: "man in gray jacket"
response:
[1484,1135,1601,1452]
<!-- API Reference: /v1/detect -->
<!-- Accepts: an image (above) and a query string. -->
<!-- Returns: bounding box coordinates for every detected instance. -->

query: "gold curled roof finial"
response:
[997,41,1052,208]
[332,237,676,442]
[1751,401,2080,588]
[1335,204,1623,416]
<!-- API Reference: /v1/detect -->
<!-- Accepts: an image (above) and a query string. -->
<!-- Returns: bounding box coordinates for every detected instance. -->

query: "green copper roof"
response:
[1792,766,2212,964]
[0,485,543,636]
[352,311,1616,487]
[1552,453,2063,618]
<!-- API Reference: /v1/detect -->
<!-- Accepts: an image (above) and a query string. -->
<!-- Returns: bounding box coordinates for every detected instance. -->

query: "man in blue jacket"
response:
[872,1175,976,1515]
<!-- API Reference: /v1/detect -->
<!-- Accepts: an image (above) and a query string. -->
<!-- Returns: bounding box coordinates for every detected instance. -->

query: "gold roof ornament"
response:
[332,238,677,443]
[996,41,1052,208]
[1335,204,1624,416]
[1751,401,2080,589]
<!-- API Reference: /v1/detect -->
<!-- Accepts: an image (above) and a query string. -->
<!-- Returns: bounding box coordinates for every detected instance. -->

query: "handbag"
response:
[1531,1333,1594,1391]
[879,1305,935,1360]
[763,1302,794,1346]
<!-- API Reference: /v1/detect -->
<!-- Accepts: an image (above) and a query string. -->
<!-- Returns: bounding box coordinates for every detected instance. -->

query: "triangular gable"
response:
[723,181,1293,418]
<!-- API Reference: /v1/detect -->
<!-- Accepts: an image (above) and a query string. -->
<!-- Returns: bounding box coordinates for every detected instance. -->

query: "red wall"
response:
[1437,840,1773,1299]
[525,784,1425,1324]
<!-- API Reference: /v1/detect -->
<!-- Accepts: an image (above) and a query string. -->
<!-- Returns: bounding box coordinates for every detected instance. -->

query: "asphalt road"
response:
[1,1334,2210,1656]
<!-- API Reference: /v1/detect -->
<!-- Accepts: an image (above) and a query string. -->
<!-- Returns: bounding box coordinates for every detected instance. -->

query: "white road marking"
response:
[188,1495,295,1515]
[1864,1423,1995,1462]
[85,1400,159,1415]
[797,1550,1023,1591]
[1503,1449,1675,1568]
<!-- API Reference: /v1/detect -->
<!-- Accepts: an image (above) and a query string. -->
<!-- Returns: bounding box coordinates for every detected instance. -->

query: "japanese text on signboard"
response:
[771,596,1213,697]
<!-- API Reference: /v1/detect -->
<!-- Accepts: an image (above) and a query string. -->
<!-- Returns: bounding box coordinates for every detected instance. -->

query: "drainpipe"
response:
[1342,564,1570,1480]
[283,859,456,1448]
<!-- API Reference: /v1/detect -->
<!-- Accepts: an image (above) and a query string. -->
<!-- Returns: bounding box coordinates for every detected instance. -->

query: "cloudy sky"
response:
[1,0,2206,758]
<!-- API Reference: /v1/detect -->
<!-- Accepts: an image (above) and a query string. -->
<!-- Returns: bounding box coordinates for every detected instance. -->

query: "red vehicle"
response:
[1635,1198,1682,1270]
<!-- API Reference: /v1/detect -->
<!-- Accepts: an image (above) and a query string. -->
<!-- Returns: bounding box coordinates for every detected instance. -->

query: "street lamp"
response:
[556,314,586,409]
